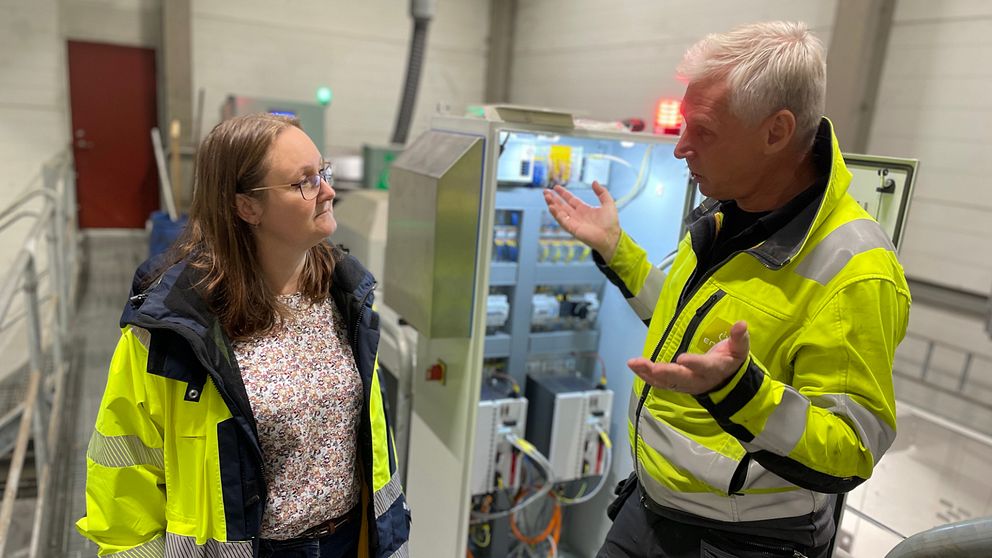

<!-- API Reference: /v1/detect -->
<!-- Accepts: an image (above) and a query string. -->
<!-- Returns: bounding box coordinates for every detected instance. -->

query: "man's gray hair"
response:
[678,21,826,147]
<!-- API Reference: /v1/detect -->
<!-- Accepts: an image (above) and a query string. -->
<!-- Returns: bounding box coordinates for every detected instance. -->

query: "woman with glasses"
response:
[77,113,410,558]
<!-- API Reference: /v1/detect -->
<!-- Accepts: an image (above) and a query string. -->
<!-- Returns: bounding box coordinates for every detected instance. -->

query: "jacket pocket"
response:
[701,536,806,558]
[374,495,411,557]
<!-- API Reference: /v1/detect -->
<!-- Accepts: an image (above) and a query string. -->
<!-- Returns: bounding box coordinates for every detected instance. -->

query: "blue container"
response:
[148,210,188,259]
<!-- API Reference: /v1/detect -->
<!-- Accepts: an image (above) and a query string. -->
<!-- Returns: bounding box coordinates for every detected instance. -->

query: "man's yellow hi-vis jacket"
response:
[598,120,910,533]
[76,249,410,557]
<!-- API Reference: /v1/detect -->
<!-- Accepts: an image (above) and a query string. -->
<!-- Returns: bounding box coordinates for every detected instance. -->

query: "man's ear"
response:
[764,109,796,154]
[235,193,262,226]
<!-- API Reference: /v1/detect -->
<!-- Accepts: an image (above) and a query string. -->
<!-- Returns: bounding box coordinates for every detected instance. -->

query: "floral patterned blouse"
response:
[232,292,363,540]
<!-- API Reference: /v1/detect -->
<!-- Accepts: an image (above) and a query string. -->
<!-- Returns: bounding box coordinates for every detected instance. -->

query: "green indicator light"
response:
[316,86,333,106]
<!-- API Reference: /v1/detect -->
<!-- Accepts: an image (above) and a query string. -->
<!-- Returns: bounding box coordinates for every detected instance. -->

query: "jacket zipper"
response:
[350,284,378,553]
[722,535,808,557]
[632,234,750,496]
[632,288,725,487]
[351,284,375,350]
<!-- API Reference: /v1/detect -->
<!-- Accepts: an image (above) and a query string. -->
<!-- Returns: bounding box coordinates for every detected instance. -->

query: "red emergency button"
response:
[426,359,447,384]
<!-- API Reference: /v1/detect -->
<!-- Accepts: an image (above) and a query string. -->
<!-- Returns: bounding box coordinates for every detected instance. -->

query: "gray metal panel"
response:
[385,131,484,338]
[534,263,603,286]
[224,95,327,153]
[529,330,600,354]
[483,333,512,358]
[489,262,517,286]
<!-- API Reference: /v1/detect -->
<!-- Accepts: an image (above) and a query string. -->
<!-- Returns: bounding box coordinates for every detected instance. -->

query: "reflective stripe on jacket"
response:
[599,119,910,524]
[76,249,410,557]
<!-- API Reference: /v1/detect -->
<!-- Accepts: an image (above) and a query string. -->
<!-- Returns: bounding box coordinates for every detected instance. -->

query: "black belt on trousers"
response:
[299,504,361,539]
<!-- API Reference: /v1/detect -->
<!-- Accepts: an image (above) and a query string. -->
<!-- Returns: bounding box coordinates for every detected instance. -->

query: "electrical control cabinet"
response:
[470,391,528,496]
[390,107,692,558]
[524,376,614,483]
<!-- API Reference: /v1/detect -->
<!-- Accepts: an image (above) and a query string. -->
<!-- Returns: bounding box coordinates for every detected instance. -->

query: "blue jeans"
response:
[258,515,361,558]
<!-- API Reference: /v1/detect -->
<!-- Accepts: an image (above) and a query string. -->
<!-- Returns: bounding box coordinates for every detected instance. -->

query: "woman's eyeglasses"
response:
[249,162,333,200]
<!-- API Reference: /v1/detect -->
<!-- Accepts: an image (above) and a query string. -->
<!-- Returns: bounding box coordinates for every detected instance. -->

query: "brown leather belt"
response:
[299,505,360,539]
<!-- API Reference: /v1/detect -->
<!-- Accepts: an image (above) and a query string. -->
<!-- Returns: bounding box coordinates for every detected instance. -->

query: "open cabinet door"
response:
[841,154,918,251]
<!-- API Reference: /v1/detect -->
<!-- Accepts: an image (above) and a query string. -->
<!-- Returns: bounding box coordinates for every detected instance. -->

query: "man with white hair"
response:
[545,21,910,557]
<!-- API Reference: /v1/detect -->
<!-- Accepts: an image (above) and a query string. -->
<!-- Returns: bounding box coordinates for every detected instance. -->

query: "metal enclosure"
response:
[524,376,614,482]
[389,109,690,558]
[385,131,485,339]
[221,95,327,154]
[331,190,389,281]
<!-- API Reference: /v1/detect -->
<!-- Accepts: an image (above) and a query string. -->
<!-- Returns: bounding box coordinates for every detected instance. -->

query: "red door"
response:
[67,41,159,228]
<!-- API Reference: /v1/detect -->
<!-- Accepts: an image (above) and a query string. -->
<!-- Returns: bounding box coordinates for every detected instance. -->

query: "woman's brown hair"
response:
[169,113,337,340]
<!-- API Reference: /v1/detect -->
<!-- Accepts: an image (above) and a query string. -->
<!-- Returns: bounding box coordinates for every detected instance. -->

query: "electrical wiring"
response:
[487,372,521,397]
[469,433,557,523]
[613,144,655,210]
[584,153,634,169]
[470,523,492,547]
[547,534,558,558]
[574,351,609,384]
[510,488,560,549]
[558,425,613,506]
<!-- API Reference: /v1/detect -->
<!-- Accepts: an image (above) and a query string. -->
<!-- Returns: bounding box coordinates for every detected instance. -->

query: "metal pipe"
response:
[0,250,34,327]
[28,463,50,558]
[0,189,56,225]
[0,369,41,555]
[44,162,69,348]
[0,208,55,325]
[24,258,48,472]
[957,352,972,392]
[390,5,432,146]
[886,516,992,557]
[920,341,935,380]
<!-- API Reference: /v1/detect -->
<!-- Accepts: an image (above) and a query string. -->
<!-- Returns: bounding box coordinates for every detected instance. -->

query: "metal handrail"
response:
[0,152,78,557]
[838,400,992,556]
[895,331,992,411]
[885,516,992,557]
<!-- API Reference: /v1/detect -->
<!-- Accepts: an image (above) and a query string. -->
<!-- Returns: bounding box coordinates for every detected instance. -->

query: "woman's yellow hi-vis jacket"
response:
[599,120,910,534]
[76,249,410,557]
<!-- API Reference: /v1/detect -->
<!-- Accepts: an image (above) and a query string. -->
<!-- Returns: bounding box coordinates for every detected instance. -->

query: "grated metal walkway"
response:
[48,230,148,557]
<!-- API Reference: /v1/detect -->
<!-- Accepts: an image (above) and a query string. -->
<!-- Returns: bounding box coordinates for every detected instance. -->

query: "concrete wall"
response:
[0,0,67,216]
[509,1,837,122]
[867,0,992,296]
[60,0,161,49]
[191,0,490,153]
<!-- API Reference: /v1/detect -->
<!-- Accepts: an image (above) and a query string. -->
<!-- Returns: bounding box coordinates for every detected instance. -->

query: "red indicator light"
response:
[654,99,683,135]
